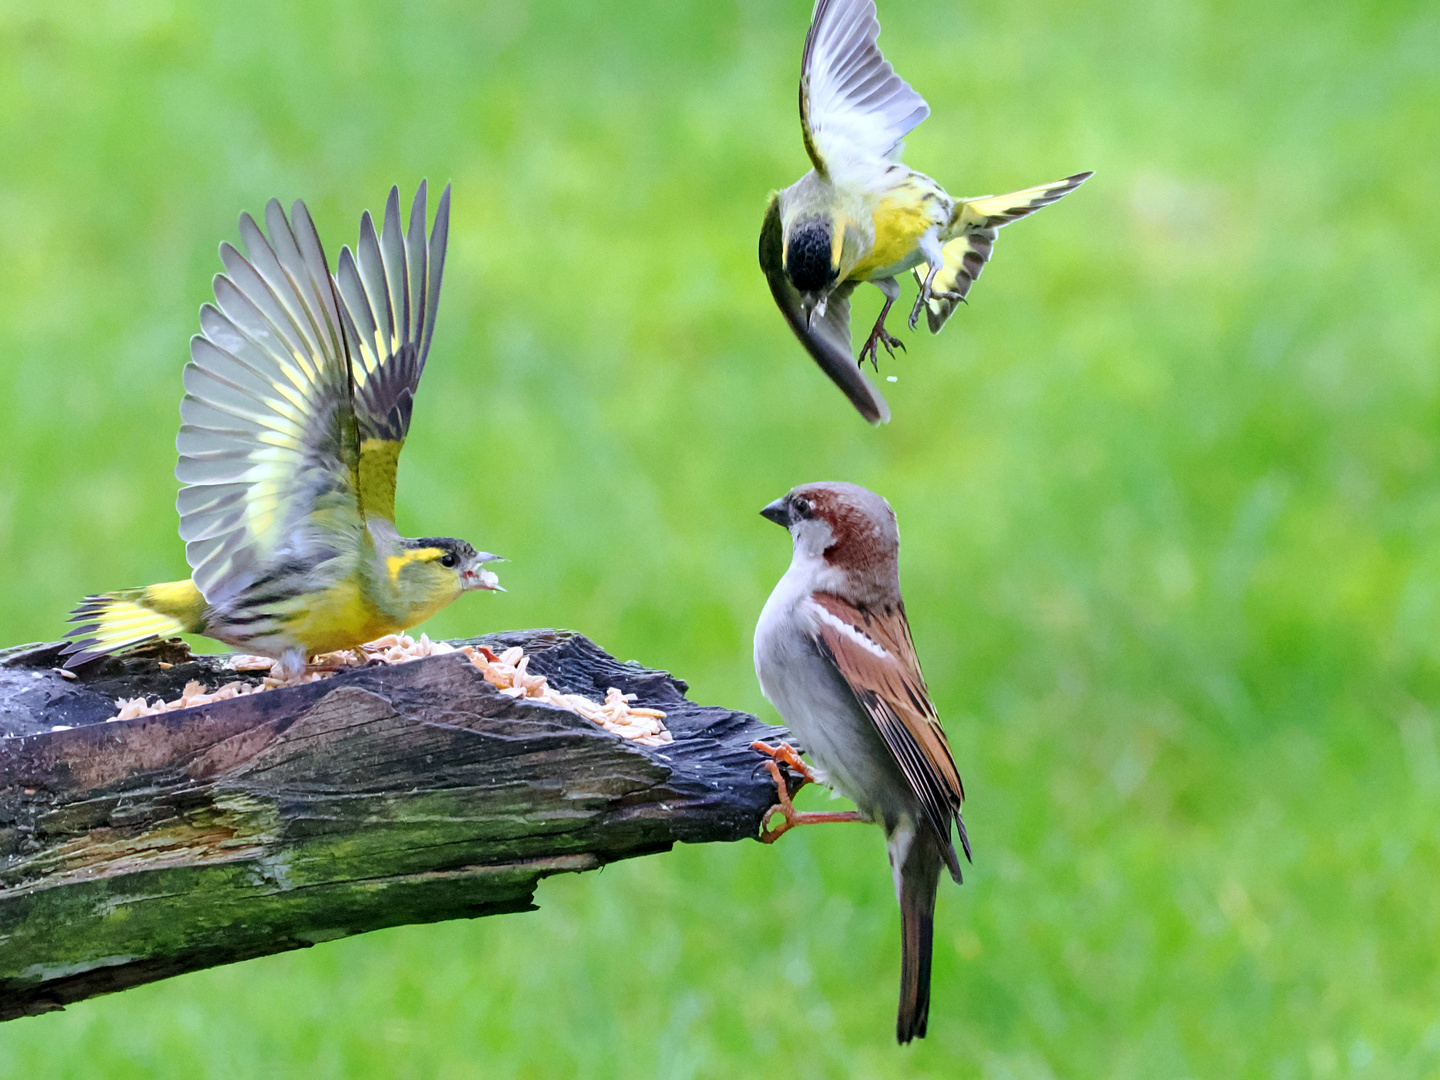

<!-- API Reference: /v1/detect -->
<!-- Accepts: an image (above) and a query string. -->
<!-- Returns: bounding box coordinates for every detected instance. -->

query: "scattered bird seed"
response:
[102,634,672,745]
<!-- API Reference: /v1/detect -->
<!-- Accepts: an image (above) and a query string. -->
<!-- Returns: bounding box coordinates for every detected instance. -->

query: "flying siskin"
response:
[760,0,1093,423]
[63,183,501,679]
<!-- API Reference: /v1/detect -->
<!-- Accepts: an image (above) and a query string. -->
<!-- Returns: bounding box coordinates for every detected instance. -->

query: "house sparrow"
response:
[752,481,967,1043]
[759,0,1091,422]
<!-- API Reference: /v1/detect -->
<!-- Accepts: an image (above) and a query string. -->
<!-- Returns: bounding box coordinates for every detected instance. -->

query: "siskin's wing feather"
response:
[800,0,929,181]
[176,198,361,604]
[335,182,450,522]
[915,172,1093,332]
[809,591,967,878]
[759,196,890,424]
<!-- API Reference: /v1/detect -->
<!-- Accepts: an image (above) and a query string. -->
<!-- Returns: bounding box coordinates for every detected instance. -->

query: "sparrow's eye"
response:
[440,552,458,569]
[791,497,813,520]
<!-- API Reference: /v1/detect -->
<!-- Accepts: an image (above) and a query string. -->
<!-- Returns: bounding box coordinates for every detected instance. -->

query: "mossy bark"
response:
[0,630,796,1021]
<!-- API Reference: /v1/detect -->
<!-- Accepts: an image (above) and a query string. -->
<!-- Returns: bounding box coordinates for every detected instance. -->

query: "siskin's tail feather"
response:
[62,580,206,668]
[914,171,1093,333]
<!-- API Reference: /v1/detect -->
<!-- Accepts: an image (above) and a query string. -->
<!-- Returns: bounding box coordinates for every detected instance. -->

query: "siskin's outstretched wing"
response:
[800,0,929,182]
[914,172,1093,333]
[334,182,450,524]
[759,196,891,424]
[176,198,362,605]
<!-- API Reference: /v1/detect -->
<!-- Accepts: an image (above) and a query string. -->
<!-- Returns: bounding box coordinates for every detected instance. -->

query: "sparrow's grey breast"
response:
[754,572,916,831]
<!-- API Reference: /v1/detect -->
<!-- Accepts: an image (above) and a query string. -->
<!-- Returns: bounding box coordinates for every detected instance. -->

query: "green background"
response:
[1,0,1437,1075]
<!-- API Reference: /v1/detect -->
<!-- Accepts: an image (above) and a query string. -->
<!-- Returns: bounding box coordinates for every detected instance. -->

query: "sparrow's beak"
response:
[461,553,505,592]
[760,498,792,528]
[799,293,828,330]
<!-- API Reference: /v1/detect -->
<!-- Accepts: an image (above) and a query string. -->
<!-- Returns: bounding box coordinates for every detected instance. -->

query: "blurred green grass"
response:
[1,0,1438,1075]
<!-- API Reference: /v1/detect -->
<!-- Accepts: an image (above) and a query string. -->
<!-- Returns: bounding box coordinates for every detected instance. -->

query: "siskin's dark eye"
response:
[791,497,813,520]
[440,552,458,569]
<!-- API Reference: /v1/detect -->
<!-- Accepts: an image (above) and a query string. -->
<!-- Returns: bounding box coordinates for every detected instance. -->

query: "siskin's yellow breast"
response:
[282,578,407,655]
[848,185,942,281]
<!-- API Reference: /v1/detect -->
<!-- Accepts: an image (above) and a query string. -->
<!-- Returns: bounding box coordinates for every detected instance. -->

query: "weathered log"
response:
[0,630,797,1021]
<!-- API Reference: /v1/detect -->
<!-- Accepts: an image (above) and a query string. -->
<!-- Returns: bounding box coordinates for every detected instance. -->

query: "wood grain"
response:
[0,630,799,1020]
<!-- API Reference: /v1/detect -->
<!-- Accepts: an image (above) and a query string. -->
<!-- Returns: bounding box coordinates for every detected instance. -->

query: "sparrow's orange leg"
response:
[751,739,820,784]
[750,742,863,843]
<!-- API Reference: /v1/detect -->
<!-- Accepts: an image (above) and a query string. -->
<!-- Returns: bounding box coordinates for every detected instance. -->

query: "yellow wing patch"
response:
[912,233,991,333]
[359,438,404,524]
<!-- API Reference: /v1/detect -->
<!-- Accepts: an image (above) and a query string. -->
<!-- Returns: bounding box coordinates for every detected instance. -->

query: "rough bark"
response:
[0,630,796,1021]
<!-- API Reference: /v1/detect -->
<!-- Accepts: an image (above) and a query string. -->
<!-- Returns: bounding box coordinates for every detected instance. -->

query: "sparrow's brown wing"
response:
[759,197,890,424]
[811,591,967,878]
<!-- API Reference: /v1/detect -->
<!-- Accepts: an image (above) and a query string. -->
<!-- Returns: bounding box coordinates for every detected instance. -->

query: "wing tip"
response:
[864,388,892,425]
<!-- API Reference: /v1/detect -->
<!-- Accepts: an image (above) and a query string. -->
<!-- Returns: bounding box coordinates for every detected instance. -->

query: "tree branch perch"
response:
[0,630,797,1021]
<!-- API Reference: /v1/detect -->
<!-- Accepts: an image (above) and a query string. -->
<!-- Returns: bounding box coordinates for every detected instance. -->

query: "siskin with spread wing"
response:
[62,183,501,679]
[759,0,1093,423]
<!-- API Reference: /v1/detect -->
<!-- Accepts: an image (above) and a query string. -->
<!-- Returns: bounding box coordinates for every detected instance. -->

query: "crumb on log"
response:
[0,629,801,1022]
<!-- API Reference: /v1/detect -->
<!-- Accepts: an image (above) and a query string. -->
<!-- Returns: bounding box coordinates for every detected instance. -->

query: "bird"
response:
[61,182,502,679]
[759,0,1093,423]
[752,481,967,1043]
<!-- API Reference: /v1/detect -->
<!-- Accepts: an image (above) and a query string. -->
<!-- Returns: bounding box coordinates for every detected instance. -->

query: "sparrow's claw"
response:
[755,759,864,842]
[751,744,863,843]
[751,739,820,785]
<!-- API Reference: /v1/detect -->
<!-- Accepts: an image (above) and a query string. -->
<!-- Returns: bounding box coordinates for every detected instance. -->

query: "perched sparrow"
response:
[753,481,967,1043]
[63,183,502,678]
[759,0,1091,422]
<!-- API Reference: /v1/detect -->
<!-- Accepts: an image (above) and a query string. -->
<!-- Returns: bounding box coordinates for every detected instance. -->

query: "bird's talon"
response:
[859,326,904,372]
[751,739,819,785]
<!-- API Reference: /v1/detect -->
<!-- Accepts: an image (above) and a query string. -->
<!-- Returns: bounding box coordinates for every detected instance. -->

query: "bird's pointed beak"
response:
[461,553,505,592]
[800,293,828,330]
[760,498,792,528]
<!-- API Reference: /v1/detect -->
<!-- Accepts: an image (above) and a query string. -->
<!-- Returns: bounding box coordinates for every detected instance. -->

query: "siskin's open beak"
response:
[799,293,828,330]
[461,553,505,592]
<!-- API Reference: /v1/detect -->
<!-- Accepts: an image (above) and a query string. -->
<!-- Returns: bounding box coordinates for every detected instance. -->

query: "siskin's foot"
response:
[908,286,967,331]
[750,741,863,843]
[269,649,308,683]
[858,321,906,371]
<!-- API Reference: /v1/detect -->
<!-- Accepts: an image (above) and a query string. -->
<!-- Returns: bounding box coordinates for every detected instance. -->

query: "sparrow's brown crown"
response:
[765,481,901,601]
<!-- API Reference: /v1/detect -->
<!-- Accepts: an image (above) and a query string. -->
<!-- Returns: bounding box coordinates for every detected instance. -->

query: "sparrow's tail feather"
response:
[914,171,1094,333]
[897,832,943,1044]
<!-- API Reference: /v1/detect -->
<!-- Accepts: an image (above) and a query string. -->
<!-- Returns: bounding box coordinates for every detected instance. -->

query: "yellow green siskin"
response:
[63,183,502,679]
[758,0,1092,423]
